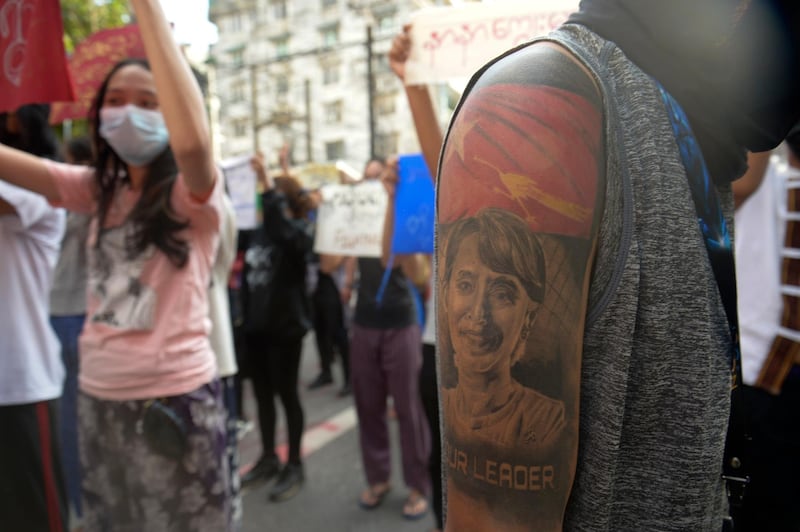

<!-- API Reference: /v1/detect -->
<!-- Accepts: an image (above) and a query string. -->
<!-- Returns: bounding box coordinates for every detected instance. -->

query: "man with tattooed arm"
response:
[436,1,800,530]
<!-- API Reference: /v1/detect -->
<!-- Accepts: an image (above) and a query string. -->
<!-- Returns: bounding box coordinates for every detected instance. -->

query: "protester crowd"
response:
[2,1,800,532]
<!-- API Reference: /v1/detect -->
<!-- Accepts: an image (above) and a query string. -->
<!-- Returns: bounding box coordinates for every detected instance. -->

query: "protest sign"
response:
[405,0,578,85]
[392,154,435,254]
[295,162,341,190]
[220,155,258,230]
[313,181,387,258]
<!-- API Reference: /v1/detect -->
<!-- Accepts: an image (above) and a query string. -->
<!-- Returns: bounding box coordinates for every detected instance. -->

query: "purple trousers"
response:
[350,323,431,494]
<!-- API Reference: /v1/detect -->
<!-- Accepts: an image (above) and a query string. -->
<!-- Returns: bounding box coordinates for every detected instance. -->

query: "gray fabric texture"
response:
[542,24,732,531]
[49,211,90,316]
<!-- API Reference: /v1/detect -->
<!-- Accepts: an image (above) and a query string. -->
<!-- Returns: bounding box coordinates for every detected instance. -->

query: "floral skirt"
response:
[78,381,233,531]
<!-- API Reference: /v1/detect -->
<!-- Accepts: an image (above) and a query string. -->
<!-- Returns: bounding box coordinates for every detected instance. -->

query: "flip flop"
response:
[402,491,429,520]
[359,484,391,510]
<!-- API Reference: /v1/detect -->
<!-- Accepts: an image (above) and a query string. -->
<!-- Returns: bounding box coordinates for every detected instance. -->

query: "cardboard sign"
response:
[313,181,388,257]
[405,0,578,85]
[220,155,258,230]
[392,154,435,254]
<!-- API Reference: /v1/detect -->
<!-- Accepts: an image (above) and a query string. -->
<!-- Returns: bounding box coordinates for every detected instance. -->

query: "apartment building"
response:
[208,0,439,170]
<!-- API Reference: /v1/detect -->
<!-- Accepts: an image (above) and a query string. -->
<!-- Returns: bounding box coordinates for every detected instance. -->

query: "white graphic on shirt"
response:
[90,224,156,330]
[245,244,273,288]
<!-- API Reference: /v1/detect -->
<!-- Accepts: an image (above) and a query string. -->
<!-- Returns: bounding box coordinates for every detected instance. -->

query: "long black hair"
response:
[90,58,189,268]
[0,104,60,160]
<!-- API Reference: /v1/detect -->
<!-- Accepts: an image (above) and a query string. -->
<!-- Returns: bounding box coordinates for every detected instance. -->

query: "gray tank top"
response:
[541,24,731,531]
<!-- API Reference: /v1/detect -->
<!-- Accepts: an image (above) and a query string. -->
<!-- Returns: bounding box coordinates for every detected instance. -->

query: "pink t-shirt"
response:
[46,161,222,400]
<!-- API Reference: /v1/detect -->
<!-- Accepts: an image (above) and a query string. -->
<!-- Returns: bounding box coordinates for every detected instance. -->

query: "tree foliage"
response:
[60,0,132,53]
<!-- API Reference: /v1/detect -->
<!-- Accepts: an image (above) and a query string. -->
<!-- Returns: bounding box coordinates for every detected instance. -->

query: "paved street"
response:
[237,335,437,532]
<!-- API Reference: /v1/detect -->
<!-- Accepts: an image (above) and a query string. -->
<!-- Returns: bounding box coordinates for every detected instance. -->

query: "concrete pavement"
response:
[237,334,437,532]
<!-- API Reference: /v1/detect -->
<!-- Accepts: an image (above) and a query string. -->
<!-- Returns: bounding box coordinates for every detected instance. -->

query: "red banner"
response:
[0,0,75,113]
[50,24,145,124]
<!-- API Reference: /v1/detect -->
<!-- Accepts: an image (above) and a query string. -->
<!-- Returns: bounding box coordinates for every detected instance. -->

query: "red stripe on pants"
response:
[35,402,63,532]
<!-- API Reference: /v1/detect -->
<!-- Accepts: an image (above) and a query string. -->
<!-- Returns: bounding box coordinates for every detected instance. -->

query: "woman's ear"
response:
[520,303,540,340]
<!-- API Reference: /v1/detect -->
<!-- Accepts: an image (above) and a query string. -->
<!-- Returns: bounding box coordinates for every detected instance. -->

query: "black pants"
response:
[245,333,306,465]
[734,376,800,532]
[0,399,68,532]
[420,343,443,529]
[312,272,350,383]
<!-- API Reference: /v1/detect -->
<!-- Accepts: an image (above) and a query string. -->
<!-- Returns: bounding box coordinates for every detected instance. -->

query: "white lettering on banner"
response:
[0,0,32,87]
[406,0,579,85]
[313,181,387,258]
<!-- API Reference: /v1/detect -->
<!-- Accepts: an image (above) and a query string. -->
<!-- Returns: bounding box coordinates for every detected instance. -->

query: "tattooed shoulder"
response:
[436,42,604,531]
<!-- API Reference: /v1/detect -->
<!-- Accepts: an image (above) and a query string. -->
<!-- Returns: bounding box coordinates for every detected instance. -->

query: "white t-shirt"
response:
[209,194,238,377]
[735,157,796,385]
[0,181,65,404]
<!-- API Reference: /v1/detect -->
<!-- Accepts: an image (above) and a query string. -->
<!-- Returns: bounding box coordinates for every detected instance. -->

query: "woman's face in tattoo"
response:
[446,233,535,378]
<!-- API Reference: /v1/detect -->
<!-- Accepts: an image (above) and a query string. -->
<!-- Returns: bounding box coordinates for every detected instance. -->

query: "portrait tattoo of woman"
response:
[436,43,603,531]
[440,208,565,451]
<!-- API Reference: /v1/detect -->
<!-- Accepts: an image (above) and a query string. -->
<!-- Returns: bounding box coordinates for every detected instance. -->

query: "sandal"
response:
[402,490,429,520]
[359,483,391,510]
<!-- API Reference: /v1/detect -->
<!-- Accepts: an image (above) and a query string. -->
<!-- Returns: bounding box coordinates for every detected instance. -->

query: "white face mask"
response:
[99,104,169,167]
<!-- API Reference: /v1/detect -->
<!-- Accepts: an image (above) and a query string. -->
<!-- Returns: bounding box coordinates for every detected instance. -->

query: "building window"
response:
[375,93,396,115]
[377,13,396,33]
[229,13,243,33]
[320,25,339,47]
[274,38,289,59]
[272,0,287,19]
[230,48,245,67]
[275,75,289,95]
[233,119,248,138]
[375,53,391,73]
[325,140,345,161]
[324,101,343,124]
[230,80,246,102]
[322,64,339,85]
[375,132,399,157]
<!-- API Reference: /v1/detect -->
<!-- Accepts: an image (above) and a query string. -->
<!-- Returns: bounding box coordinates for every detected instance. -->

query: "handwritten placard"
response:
[220,155,258,230]
[405,0,578,85]
[392,154,435,254]
[313,181,388,258]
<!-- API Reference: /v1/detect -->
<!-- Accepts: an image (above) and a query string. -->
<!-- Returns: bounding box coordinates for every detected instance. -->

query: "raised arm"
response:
[0,145,59,200]
[436,42,605,531]
[378,158,426,282]
[132,0,215,197]
[389,24,443,177]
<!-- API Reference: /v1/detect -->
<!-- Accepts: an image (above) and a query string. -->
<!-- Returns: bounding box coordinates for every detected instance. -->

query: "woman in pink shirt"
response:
[0,1,233,529]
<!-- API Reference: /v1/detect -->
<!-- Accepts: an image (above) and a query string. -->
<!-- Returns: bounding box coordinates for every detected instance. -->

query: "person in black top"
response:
[239,153,313,503]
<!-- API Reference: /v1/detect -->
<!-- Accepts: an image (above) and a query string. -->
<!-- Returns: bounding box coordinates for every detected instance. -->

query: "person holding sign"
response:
[347,159,432,521]
[436,0,800,531]
[239,153,314,503]
[389,24,445,531]
[0,0,234,528]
